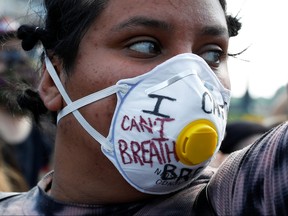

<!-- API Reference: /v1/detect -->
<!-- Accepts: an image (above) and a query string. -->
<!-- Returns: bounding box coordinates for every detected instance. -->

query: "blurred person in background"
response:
[0,16,55,189]
[0,122,28,192]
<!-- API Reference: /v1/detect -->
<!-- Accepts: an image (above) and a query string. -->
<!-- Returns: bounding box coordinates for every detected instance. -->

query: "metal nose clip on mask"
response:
[45,53,230,195]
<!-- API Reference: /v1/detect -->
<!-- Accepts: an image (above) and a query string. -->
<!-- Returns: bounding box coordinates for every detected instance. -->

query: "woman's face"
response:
[61,0,229,140]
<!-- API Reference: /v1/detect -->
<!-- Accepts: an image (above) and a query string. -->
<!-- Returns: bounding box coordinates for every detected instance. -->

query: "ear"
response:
[38,61,63,112]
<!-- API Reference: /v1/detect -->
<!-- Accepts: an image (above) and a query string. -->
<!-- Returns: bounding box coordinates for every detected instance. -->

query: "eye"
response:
[128,40,161,58]
[200,50,225,68]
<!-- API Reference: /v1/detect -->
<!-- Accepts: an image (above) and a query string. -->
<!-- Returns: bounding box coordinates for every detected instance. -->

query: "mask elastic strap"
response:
[44,55,115,151]
[57,84,129,123]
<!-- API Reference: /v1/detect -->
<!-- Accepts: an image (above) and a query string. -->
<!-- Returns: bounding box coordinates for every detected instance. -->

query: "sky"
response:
[226,0,288,98]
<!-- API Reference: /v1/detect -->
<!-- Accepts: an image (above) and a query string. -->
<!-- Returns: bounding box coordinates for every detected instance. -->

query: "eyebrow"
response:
[198,26,229,37]
[111,16,229,38]
[111,16,172,32]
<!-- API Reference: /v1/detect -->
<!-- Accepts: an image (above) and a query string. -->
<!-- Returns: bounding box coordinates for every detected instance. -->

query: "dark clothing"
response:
[0,170,212,215]
[208,121,288,215]
[3,124,54,188]
[12,124,53,188]
[0,121,287,215]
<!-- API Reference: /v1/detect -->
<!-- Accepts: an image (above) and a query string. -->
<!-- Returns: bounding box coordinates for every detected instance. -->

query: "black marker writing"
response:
[143,94,176,118]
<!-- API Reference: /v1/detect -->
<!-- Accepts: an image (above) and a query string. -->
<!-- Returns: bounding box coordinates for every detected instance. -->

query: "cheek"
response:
[218,64,230,90]
[65,65,118,100]
[84,94,117,132]
[62,61,124,136]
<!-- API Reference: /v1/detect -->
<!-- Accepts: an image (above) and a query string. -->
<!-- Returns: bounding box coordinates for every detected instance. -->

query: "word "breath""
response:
[118,138,177,167]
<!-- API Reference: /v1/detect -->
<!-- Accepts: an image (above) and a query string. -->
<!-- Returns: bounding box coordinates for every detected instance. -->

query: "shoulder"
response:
[207,121,288,215]
[259,121,288,144]
[0,191,28,215]
[0,192,21,201]
[0,186,42,215]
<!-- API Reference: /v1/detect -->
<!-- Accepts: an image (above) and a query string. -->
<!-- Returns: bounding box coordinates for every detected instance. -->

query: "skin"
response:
[39,0,230,204]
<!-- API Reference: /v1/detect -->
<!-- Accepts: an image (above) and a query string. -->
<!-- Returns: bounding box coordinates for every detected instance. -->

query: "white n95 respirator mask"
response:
[45,53,230,195]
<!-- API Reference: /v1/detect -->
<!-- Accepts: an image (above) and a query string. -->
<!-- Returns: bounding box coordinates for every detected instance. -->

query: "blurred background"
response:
[226,0,288,126]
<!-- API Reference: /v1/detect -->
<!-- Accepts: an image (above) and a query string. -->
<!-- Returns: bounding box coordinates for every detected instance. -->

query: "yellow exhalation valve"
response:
[176,119,218,166]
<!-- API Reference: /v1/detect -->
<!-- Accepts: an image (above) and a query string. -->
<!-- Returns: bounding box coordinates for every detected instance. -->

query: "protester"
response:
[0,0,287,215]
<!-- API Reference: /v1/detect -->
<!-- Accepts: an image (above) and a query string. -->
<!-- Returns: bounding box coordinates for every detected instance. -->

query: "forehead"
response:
[97,0,227,30]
